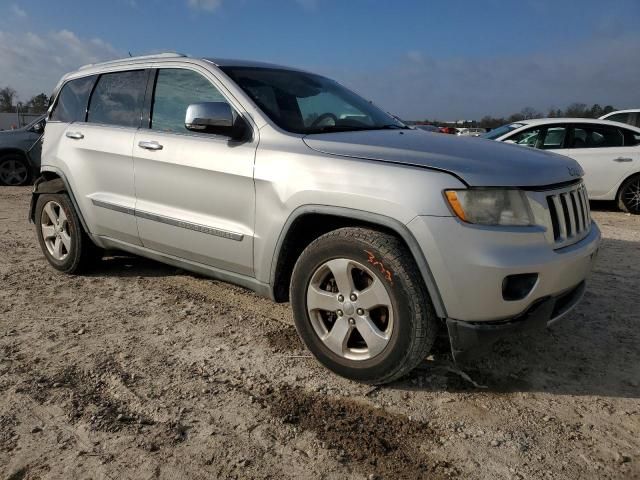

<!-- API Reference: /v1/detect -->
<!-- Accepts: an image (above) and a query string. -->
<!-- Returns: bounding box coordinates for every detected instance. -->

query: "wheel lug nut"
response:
[350,294,357,301]
[357,308,364,315]
[348,318,355,325]
[337,310,343,317]
[337,295,344,302]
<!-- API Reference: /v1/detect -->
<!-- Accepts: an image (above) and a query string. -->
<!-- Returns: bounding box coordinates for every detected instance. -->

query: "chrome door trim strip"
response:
[135,209,244,241]
[91,199,244,241]
[91,198,135,216]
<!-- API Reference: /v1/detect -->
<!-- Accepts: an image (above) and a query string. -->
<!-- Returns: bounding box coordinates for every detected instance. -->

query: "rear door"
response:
[564,123,638,198]
[47,69,149,245]
[132,66,257,276]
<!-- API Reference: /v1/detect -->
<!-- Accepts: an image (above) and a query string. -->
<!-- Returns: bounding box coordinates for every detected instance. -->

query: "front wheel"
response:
[290,227,438,384]
[617,175,640,214]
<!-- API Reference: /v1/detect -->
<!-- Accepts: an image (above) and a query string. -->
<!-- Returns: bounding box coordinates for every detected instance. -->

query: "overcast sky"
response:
[1,0,639,120]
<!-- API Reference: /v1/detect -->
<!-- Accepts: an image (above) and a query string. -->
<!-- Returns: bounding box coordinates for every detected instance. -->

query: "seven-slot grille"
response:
[546,183,591,248]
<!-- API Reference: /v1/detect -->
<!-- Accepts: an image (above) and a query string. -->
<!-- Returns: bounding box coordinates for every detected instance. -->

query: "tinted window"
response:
[622,128,640,146]
[542,126,567,149]
[87,70,147,128]
[50,76,96,123]
[606,112,630,124]
[481,123,525,140]
[221,67,405,134]
[571,125,624,148]
[152,69,226,133]
[507,127,543,147]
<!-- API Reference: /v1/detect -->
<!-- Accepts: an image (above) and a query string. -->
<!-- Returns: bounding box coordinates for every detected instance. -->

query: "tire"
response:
[34,193,101,273]
[290,227,438,384]
[0,155,31,186]
[617,174,640,214]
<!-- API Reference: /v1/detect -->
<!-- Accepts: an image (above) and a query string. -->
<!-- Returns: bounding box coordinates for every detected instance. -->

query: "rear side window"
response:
[606,112,630,124]
[622,129,640,146]
[50,76,96,123]
[88,70,147,128]
[571,125,624,148]
[151,69,226,133]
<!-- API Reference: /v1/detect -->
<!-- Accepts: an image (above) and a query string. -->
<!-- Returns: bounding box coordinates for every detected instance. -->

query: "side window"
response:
[87,70,147,128]
[506,127,543,148]
[571,125,624,148]
[606,113,629,125]
[151,69,226,133]
[622,128,640,146]
[541,126,567,149]
[50,76,96,123]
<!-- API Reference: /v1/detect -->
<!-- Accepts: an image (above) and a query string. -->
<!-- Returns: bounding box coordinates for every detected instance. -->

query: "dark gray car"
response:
[0,115,45,186]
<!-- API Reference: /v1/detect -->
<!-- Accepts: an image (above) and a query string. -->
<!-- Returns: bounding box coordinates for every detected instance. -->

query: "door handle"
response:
[613,157,633,162]
[138,140,163,151]
[65,132,84,140]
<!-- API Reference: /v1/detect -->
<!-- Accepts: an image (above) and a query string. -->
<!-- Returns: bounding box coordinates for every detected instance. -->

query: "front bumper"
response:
[446,281,586,362]
[407,215,601,360]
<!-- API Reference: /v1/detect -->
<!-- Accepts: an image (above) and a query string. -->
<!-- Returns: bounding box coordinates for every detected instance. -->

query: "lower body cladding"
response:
[408,216,601,361]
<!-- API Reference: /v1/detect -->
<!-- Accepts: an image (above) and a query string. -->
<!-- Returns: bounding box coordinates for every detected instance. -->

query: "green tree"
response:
[26,93,49,113]
[0,86,17,113]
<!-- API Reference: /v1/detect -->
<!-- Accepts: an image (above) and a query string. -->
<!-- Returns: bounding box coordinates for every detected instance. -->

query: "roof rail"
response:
[79,52,187,70]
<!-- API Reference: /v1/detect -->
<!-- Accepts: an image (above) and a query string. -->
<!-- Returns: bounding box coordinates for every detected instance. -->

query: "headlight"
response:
[444,189,534,226]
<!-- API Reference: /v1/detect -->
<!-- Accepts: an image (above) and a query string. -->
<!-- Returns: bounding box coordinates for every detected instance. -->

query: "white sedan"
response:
[483,118,640,214]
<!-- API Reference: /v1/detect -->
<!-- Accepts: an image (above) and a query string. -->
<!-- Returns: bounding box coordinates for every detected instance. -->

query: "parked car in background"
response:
[414,124,440,133]
[438,126,457,134]
[599,109,640,128]
[0,115,45,186]
[32,54,600,383]
[457,127,486,137]
[484,118,640,214]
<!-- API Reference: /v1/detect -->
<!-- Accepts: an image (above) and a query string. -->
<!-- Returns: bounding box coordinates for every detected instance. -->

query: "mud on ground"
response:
[0,187,639,479]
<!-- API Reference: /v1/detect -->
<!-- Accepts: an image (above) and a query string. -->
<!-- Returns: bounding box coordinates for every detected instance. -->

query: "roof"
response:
[600,109,640,118]
[205,57,303,71]
[515,117,640,132]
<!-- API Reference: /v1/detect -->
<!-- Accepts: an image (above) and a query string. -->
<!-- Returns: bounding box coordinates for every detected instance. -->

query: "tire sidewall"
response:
[291,234,418,382]
[35,194,82,272]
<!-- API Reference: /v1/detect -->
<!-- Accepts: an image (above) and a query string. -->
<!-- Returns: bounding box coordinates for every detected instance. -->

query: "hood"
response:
[303,130,582,187]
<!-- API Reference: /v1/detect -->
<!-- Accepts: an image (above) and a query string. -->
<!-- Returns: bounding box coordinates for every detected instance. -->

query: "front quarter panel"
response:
[252,134,462,285]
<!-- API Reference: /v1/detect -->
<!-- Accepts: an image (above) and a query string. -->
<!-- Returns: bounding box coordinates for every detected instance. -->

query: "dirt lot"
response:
[0,186,638,480]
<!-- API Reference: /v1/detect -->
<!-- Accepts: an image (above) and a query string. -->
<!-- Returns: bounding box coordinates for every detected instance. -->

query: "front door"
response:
[132,67,256,276]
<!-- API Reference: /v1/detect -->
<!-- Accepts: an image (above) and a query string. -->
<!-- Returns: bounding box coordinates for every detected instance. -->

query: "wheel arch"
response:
[29,168,90,233]
[269,205,447,319]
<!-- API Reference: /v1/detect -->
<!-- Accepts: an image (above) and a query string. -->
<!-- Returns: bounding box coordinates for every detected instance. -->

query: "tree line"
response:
[416,103,618,128]
[0,86,49,114]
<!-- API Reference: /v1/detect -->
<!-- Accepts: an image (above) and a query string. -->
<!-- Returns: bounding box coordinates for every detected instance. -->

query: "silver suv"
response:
[31,53,601,384]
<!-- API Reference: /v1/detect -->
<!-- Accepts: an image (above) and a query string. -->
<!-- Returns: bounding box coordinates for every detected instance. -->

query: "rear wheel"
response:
[617,175,640,214]
[290,227,438,384]
[35,193,101,273]
[0,155,30,186]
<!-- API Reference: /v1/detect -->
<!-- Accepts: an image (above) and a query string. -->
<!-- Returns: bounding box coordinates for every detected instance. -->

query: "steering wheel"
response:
[310,113,338,129]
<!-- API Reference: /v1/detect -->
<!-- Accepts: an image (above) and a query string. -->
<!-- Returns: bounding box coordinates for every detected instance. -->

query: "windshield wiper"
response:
[309,124,409,134]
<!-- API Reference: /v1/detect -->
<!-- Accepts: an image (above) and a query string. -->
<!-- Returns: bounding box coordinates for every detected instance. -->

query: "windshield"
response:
[481,123,526,140]
[221,66,406,134]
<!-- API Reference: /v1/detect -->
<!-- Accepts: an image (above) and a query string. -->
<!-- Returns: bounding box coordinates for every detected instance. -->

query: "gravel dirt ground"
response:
[1,185,638,480]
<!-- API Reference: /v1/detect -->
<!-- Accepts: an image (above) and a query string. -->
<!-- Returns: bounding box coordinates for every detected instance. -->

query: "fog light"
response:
[502,273,538,301]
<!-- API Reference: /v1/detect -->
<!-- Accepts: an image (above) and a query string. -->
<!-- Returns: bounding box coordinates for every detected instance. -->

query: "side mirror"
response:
[185,102,248,140]
[33,121,44,134]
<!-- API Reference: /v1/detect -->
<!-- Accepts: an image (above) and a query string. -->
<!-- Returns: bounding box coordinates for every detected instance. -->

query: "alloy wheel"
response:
[0,158,28,186]
[41,201,72,261]
[306,258,394,361]
[622,178,640,213]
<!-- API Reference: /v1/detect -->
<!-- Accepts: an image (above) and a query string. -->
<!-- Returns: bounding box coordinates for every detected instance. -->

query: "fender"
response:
[269,204,448,319]
[29,167,90,234]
